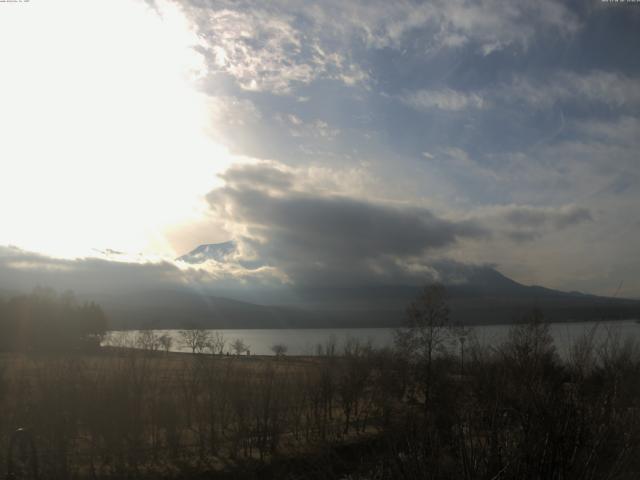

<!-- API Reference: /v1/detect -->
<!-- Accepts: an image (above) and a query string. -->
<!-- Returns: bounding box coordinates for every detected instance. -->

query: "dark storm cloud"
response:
[207,162,487,286]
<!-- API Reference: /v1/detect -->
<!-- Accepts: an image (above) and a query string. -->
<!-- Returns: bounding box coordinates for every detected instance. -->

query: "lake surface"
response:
[106,319,640,357]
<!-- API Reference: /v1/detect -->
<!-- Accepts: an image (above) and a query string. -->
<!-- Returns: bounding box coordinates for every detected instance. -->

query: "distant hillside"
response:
[285,269,640,327]
[87,266,640,330]
[6,243,622,328]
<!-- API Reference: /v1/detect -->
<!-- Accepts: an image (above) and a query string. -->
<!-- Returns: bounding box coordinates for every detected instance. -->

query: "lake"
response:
[106,319,640,357]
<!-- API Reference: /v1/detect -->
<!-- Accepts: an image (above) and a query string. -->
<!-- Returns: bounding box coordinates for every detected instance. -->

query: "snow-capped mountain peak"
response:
[177,241,237,264]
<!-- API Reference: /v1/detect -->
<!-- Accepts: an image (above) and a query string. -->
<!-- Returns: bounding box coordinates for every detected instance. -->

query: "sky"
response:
[0,0,639,298]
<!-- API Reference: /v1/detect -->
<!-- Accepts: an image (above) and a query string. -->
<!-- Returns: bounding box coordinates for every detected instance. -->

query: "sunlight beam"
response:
[0,0,231,259]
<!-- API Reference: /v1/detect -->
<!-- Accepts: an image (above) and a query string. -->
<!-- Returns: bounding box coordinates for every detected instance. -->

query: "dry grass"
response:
[0,346,394,479]
[3,322,640,480]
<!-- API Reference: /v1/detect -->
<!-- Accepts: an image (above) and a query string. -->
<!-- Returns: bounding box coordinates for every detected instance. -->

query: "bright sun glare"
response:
[0,0,231,260]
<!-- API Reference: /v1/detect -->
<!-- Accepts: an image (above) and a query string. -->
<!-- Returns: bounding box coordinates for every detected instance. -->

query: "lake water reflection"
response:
[106,319,640,357]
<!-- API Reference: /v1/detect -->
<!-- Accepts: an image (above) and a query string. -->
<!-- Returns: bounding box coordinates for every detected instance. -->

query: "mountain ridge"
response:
[5,243,638,330]
[92,240,640,328]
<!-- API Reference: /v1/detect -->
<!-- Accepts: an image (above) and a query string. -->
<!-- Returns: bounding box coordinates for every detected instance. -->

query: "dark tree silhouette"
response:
[0,288,107,351]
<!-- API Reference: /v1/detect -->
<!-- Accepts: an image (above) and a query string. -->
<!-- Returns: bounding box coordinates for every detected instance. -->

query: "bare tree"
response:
[502,308,556,373]
[270,343,288,357]
[179,329,211,354]
[315,334,337,357]
[158,334,173,354]
[207,331,226,355]
[136,330,160,352]
[231,338,248,356]
[396,285,450,361]
[104,331,136,350]
[449,323,473,374]
[338,338,373,434]
[394,284,451,406]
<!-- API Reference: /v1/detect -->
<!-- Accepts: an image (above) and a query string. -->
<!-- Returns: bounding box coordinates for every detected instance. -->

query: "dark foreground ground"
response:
[3,321,640,479]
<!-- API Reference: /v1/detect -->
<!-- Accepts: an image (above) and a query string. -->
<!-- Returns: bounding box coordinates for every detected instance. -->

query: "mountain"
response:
[88,263,640,330]
[7,241,632,329]
[177,241,237,264]
[283,268,640,327]
[93,289,323,330]
[4,243,638,329]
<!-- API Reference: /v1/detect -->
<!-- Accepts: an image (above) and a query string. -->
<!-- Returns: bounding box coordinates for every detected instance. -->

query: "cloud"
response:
[433,0,580,54]
[527,121,640,203]
[0,245,281,297]
[176,0,580,95]
[208,95,262,127]
[400,88,485,111]
[438,147,500,181]
[201,162,598,287]
[400,71,640,116]
[206,161,487,286]
[0,246,184,294]
[182,3,369,94]
[309,0,579,53]
[219,161,295,192]
[274,114,341,139]
[575,116,640,145]
[195,8,313,93]
[503,205,593,229]
[473,204,594,244]
[506,71,640,109]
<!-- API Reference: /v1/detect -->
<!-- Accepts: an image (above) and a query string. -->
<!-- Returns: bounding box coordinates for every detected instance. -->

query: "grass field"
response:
[3,321,640,479]
[0,345,398,479]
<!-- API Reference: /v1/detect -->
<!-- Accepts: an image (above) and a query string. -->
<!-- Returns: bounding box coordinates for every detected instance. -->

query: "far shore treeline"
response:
[0,288,107,352]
